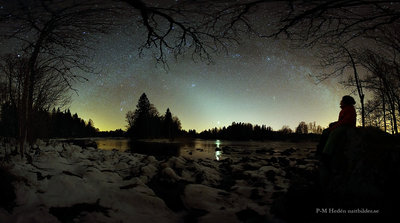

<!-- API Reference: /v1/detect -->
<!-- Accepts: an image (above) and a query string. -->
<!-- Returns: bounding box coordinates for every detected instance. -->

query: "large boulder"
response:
[272,127,400,221]
[326,127,400,212]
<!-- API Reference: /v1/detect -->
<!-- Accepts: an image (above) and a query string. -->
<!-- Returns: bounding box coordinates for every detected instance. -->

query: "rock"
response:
[0,165,16,213]
[7,207,60,223]
[278,157,290,167]
[281,148,296,156]
[162,167,180,181]
[1,138,320,222]
[259,166,286,177]
[59,139,97,149]
[231,185,254,198]
[272,127,400,221]
[322,127,400,212]
[182,184,236,212]
[235,208,268,223]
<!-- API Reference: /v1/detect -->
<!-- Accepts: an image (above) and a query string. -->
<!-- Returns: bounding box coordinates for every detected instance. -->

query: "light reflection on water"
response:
[215,151,222,160]
[94,138,130,151]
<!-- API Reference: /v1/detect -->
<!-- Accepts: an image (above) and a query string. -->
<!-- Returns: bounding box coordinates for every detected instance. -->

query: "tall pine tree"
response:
[163,108,173,139]
[127,93,159,138]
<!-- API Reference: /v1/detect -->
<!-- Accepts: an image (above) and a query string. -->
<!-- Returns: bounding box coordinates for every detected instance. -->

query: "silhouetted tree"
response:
[163,108,173,139]
[125,93,183,139]
[126,93,160,139]
[279,125,293,135]
[317,45,366,127]
[172,116,182,138]
[359,48,400,134]
[0,0,116,156]
[295,121,308,134]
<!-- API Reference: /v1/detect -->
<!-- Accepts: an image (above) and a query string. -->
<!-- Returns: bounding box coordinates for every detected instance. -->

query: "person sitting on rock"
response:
[323,95,356,156]
[318,95,356,187]
[316,95,357,156]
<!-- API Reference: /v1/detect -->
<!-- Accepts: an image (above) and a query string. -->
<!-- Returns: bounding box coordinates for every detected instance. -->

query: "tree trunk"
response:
[344,46,365,127]
[18,36,43,157]
[360,94,365,127]
[388,97,398,134]
[18,71,30,157]
[382,91,387,132]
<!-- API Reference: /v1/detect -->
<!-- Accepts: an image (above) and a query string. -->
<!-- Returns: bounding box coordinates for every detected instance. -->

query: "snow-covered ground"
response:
[0,139,318,223]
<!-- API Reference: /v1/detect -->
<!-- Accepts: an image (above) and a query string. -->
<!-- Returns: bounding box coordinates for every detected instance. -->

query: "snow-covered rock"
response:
[0,137,319,222]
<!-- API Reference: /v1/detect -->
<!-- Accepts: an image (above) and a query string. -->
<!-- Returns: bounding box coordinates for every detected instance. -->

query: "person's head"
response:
[340,95,356,108]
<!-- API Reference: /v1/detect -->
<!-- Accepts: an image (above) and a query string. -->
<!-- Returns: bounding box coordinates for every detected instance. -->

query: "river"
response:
[92,138,317,160]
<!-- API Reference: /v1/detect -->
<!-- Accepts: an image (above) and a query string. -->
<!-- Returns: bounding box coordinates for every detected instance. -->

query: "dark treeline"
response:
[198,123,273,140]
[0,103,97,140]
[196,121,323,141]
[124,93,324,141]
[96,129,126,138]
[125,93,182,140]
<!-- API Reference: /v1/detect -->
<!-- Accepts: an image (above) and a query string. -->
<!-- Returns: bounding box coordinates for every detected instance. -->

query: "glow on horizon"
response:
[68,30,350,133]
[70,61,346,132]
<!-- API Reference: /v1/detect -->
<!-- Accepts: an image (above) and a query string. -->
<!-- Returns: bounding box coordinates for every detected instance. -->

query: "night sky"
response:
[0,1,353,132]
[68,24,348,132]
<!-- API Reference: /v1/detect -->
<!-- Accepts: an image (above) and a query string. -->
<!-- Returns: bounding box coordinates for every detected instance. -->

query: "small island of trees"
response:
[125,93,182,140]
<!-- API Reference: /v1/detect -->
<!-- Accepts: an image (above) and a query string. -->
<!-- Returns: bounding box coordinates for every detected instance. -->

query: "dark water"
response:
[92,138,315,160]
[93,138,220,160]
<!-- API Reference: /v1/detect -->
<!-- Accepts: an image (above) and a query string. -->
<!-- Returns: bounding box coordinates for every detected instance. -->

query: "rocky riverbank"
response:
[0,138,319,223]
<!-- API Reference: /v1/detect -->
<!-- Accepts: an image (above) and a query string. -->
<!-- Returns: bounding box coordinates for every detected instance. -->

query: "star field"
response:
[68,24,348,132]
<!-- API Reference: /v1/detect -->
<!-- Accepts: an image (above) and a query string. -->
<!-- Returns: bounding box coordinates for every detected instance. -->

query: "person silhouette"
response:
[317,95,357,187]
[324,95,356,155]
[316,95,357,156]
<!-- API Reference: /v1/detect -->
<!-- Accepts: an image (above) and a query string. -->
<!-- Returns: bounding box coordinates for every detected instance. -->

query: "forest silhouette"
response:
[123,92,323,141]
[0,104,97,140]
[0,92,323,142]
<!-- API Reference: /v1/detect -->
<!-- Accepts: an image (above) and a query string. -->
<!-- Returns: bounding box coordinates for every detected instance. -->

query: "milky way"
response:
[68,22,349,132]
